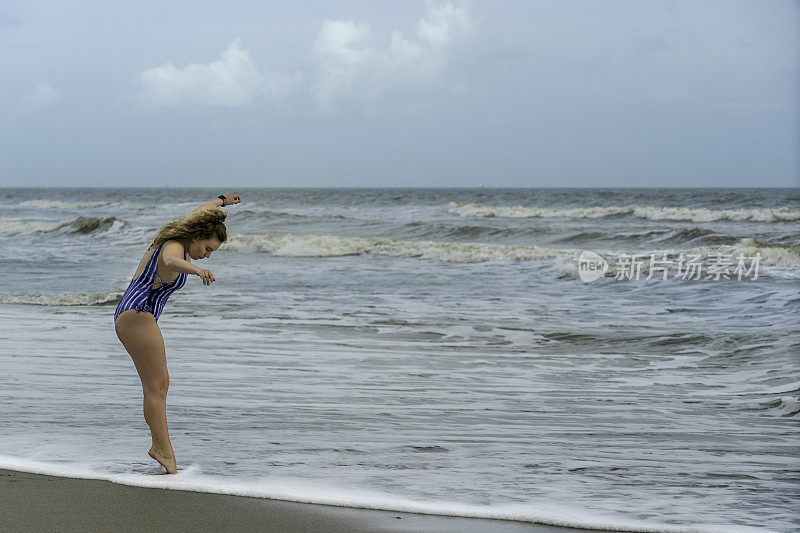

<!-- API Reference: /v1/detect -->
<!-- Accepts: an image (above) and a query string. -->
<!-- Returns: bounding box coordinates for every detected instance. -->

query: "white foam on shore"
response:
[0,456,769,533]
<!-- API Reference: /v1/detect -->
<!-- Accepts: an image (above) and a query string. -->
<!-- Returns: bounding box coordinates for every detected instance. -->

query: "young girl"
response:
[114,193,240,473]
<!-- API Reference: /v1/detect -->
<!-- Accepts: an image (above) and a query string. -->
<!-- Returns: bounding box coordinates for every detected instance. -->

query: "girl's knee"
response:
[143,376,169,396]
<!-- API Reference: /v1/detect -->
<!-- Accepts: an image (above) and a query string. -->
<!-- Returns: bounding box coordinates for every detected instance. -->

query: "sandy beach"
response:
[0,468,605,533]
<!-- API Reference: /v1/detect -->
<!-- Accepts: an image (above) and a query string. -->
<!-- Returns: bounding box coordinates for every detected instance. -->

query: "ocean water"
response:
[0,187,798,532]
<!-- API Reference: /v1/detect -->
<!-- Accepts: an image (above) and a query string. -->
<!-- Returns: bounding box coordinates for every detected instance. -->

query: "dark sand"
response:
[0,468,610,533]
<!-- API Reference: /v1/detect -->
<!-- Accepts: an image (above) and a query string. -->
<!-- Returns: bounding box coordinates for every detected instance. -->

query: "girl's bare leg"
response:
[115,310,178,474]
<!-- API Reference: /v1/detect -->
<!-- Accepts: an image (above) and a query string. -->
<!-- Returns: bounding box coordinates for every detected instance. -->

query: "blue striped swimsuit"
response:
[114,240,188,323]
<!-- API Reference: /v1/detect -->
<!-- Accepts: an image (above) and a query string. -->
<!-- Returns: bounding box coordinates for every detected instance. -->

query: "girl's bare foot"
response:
[148,447,177,474]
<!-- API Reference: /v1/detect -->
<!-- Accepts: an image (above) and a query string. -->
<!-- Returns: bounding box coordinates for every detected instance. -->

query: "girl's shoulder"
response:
[160,239,190,261]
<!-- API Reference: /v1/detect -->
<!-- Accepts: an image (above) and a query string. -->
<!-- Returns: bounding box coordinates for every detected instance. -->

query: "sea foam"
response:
[0,456,767,533]
[0,292,120,306]
[222,233,569,262]
[448,202,800,222]
[221,233,800,268]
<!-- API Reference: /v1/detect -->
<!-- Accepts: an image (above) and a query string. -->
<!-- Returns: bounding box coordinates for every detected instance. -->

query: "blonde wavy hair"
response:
[150,207,228,249]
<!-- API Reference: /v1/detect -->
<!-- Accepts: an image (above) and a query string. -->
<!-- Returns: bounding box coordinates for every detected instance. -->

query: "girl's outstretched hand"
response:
[222,193,241,206]
[196,268,215,285]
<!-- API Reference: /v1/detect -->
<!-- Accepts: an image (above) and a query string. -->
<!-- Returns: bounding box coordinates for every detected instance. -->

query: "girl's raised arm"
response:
[190,193,241,214]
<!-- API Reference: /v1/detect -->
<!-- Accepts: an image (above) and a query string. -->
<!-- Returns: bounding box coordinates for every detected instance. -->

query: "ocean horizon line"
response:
[2,185,799,190]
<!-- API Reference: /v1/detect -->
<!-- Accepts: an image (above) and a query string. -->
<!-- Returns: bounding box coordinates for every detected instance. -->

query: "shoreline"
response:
[0,468,609,533]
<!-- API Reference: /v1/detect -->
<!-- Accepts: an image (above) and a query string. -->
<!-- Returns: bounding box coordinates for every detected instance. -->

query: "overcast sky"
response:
[0,0,798,188]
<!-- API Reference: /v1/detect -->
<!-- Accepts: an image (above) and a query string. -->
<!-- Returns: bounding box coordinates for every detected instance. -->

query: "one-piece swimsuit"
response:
[114,241,187,323]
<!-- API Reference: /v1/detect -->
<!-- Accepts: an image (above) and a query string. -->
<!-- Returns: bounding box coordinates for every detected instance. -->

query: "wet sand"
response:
[0,468,609,533]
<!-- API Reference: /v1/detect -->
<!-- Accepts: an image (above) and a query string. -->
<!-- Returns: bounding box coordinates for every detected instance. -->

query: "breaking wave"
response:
[0,216,124,235]
[552,238,800,280]
[0,218,68,235]
[727,238,800,268]
[0,292,121,306]
[61,216,123,234]
[221,234,800,267]
[448,202,800,222]
[550,228,741,247]
[762,396,800,417]
[222,234,569,262]
[17,199,112,209]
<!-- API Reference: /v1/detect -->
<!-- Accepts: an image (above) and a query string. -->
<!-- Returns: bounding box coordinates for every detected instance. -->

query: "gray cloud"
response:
[136,40,296,108]
[131,1,474,113]
[312,1,474,112]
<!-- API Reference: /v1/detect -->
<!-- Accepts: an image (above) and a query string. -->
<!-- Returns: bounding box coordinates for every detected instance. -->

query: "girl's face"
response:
[190,238,222,260]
